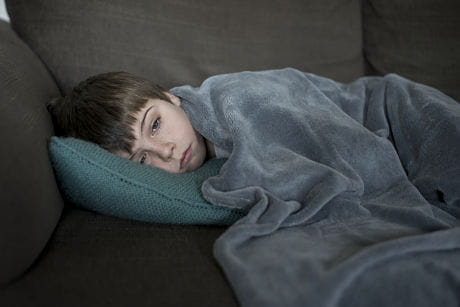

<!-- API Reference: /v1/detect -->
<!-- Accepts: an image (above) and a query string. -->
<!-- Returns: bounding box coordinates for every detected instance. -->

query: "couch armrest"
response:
[0,20,63,287]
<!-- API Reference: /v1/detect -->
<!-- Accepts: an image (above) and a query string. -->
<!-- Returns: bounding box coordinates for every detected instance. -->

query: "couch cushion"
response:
[48,137,246,225]
[0,208,238,307]
[363,0,460,101]
[6,0,364,94]
[0,20,63,286]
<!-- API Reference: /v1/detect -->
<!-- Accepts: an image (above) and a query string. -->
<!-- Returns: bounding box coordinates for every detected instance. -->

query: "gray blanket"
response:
[170,68,460,307]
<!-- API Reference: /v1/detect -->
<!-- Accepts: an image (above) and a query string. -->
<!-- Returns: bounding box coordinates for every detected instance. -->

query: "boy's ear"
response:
[164,92,181,106]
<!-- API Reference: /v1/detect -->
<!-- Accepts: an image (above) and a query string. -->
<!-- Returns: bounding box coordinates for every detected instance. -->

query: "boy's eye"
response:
[139,153,147,164]
[151,118,160,134]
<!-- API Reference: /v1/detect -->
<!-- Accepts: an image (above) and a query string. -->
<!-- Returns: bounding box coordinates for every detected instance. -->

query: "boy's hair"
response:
[47,71,170,154]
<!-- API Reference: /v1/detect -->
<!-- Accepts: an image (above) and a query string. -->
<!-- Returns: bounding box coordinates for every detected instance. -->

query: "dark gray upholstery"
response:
[1,208,237,307]
[0,20,63,287]
[6,0,364,93]
[363,0,460,101]
[1,0,459,306]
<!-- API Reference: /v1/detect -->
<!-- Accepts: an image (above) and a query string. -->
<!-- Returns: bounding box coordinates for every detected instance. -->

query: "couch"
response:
[1,0,459,306]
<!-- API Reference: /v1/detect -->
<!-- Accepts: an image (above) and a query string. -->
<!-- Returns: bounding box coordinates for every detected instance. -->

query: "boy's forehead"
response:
[138,98,159,114]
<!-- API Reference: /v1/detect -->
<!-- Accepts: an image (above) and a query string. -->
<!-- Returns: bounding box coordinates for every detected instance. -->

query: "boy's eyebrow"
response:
[140,106,155,136]
[128,105,156,161]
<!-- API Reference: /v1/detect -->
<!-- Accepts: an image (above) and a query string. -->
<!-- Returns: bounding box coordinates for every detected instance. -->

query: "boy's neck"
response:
[205,139,216,159]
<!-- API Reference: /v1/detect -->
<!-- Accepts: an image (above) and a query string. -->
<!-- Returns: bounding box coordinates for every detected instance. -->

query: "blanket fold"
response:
[170,68,460,307]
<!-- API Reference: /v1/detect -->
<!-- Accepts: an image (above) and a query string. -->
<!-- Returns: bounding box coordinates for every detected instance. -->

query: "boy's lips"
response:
[180,145,192,170]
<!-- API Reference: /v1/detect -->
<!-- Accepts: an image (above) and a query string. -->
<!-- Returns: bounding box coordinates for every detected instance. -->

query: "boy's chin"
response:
[188,154,206,172]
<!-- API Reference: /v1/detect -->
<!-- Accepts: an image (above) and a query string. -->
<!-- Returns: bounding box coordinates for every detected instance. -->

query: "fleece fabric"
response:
[170,68,460,307]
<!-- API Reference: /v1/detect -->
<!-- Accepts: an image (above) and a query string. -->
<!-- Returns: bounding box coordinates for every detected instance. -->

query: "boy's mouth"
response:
[180,145,192,170]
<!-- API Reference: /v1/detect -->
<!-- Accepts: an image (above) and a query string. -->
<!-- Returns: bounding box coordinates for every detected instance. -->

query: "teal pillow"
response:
[48,137,246,225]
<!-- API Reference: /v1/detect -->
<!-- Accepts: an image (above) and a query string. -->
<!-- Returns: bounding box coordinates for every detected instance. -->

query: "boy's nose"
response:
[151,142,175,160]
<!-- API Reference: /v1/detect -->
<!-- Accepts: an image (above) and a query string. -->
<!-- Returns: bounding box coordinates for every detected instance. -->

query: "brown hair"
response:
[47,71,170,154]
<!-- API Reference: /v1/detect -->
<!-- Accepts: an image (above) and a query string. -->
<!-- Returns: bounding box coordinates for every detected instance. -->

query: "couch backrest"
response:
[0,20,63,286]
[6,0,364,94]
[362,0,460,101]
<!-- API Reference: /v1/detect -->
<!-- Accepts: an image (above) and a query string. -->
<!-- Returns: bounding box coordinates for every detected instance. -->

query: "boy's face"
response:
[115,92,208,173]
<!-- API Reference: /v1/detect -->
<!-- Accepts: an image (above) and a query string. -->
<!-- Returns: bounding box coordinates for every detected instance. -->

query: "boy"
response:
[49,68,460,196]
[48,68,460,307]
[47,71,217,174]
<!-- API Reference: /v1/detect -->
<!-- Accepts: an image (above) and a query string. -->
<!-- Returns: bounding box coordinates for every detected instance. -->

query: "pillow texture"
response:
[48,137,246,226]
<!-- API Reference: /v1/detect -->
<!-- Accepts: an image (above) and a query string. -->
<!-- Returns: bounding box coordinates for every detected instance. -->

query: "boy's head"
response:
[47,72,210,173]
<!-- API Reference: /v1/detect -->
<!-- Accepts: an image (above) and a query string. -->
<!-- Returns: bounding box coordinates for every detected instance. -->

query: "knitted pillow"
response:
[48,137,246,225]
